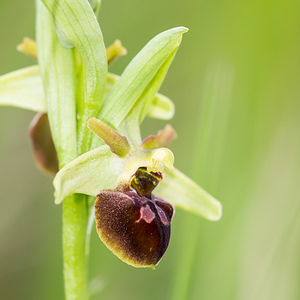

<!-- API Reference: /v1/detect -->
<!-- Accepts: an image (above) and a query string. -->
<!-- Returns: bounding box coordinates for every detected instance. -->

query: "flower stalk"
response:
[63,195,89,300]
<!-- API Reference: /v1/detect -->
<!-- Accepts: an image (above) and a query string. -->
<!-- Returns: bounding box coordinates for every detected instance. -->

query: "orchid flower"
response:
[0,0,222,298]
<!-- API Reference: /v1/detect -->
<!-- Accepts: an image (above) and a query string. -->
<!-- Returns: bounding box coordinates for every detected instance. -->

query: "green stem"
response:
[63,194,89,300]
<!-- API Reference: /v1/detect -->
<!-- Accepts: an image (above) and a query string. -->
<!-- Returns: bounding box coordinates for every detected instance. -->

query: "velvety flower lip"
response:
[94,165,174,268]
[95,186,174,268]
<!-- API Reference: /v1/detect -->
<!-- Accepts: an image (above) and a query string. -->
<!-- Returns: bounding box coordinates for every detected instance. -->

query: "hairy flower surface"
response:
[94,166,173,268]
[95,188,174,268]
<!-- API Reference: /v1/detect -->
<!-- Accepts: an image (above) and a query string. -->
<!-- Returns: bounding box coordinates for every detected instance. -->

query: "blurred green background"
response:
[1,0,300,299]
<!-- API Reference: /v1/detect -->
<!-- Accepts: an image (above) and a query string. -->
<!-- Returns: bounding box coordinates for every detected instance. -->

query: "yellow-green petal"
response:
[155,168,222,221]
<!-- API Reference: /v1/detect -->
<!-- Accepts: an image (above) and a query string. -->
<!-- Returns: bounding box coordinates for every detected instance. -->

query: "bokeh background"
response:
[1,0,300,299]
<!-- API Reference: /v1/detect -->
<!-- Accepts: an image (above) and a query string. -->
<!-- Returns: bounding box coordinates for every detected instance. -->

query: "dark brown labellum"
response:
[95,188,174,268]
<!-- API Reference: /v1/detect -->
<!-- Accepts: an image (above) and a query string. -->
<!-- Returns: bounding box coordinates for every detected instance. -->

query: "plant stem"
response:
[63,194,89,300]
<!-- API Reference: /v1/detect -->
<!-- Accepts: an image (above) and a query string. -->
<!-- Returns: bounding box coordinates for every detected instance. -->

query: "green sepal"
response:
[155,168,222,221]
[53,145,126,204]
[0,66,46,112]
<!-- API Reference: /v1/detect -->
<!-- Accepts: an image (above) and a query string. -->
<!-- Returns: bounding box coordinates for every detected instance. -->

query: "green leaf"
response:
[36,2,77,167]
[0,66,46,112]
[40,0,107,153]
[155,168,222,221]
[53,145,126,204]
[98,27,188,128]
